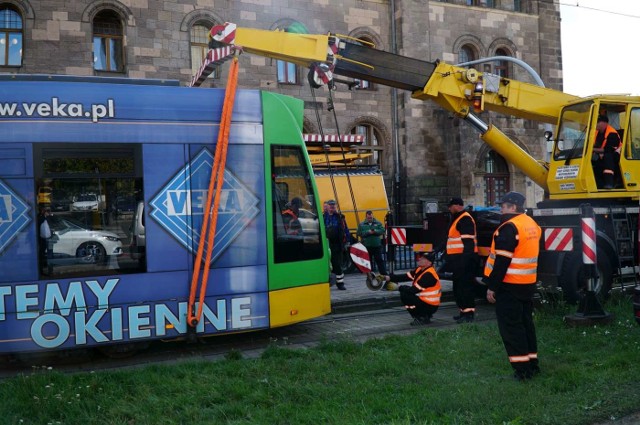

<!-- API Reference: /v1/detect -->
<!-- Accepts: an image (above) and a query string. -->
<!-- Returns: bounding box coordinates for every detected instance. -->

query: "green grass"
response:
[1,295,639,425]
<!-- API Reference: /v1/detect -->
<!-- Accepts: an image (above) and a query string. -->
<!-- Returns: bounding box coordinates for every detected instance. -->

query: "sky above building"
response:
[560,0,640,96]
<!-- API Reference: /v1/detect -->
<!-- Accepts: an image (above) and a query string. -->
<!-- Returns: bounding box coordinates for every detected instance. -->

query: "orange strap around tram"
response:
[188,57,239,327]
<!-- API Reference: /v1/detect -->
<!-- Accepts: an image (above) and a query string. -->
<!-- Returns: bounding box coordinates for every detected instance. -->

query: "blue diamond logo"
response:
[149,148,260,264]
[0,180,31,254]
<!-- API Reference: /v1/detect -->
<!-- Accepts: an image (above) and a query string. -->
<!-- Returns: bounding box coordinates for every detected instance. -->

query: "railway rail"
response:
[0,302,496,379]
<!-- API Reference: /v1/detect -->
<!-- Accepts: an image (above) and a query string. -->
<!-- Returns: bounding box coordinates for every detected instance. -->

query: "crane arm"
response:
[203,23,585,191]
[209,24,579,121]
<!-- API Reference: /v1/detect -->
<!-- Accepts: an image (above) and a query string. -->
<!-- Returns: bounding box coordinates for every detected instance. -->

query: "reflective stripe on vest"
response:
[446,212,478,254]
[412,266,441,306]
[484,214,541,284]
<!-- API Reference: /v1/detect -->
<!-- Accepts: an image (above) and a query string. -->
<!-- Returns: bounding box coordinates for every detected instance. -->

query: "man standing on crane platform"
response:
[592,115,622,189]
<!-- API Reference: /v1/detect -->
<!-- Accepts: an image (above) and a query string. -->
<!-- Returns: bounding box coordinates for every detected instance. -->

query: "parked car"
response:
[50,190,72,212]
[47,216,122,264]
[115,195,136,217]
[71,193,99,211]
[298,208,320,237]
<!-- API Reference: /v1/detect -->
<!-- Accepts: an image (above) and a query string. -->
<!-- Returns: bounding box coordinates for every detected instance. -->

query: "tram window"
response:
[271,146,323,263]
[34,144,145,278]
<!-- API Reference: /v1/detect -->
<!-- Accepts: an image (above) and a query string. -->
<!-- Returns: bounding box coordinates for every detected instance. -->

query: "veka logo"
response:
[149,148,260,263]
[0,180,31,254]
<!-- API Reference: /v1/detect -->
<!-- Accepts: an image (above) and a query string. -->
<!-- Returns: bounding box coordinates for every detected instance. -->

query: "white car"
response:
[71,193,99,211]
[297,208,320,237]
[47,216,123,264]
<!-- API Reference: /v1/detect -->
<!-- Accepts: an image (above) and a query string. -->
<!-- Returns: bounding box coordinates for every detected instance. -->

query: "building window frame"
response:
[0,5,22,67]
[458,44,477,66]
[93,9,124,72]
[493,48,510,78]
[277,60,298,85]
[483,150,509,206]
[191,22,219,80]
[349,122,385,169]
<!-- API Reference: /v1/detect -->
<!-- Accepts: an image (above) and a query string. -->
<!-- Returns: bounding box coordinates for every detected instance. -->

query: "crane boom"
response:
[201,23,640,200]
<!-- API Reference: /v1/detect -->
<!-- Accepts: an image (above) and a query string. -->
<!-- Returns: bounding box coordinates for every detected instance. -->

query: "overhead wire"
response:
[558,1,640,19]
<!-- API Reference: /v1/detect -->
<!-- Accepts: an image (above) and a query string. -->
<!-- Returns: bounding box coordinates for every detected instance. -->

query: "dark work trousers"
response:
[449,253,476,311]
[366,246,387,275]
[593,152,620,187]
[329,242,344,286]
[495,289,538,373]
[399,286,438,319]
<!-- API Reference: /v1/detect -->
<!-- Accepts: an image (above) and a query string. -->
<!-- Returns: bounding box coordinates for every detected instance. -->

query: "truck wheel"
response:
[559,251,613,304]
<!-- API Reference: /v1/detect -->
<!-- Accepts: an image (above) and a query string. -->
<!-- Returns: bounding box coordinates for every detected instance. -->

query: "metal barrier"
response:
[383,245,417,273]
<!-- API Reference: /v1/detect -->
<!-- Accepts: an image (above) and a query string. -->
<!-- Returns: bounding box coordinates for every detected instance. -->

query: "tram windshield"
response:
[271,145,324,263]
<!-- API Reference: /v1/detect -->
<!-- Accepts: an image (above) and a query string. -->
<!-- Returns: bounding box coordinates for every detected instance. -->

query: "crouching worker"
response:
[383,251,441,326]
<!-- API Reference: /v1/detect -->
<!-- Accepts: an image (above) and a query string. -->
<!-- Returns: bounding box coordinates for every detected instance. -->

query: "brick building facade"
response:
[0,0,563,223]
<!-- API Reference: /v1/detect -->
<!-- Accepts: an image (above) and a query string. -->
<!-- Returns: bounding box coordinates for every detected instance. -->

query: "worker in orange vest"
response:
[383,251,441,326]
[282,197,303,235]
[592,115,621,189]
[483,191,541,381]
[446,197,478,323]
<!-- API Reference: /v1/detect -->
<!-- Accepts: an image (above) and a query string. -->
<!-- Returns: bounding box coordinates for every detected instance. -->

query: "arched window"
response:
[349,123,384,168]
[0,5,22,66]
[191,22,218,79]
[493,48,509,78]
[483,150,509,206]
[458,45,476,66]
[93,9,124,72]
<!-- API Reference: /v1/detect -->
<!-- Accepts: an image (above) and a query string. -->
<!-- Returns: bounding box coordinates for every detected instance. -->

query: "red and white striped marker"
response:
[582,216,596,265]
[544,228,573,251]
[390,228,406,245]
[349,242,371,274]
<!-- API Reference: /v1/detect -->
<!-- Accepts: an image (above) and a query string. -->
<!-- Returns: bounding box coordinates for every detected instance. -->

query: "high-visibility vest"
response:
[406,266,441,306]
[484,214,541,284]
[282,209,300,234]
[446,211,478,254]
[597,124,622,151]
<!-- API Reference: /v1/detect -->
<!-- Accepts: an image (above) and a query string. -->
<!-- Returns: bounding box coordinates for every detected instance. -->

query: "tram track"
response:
[0,302,496,379]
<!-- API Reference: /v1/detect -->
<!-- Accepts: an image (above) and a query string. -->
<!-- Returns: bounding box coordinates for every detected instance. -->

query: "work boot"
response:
[410,316,430,326]
[529,360,541,376]
[513,370,531,381]
[336,283,346,290]
[603,174,614,189]
[456,312,474,324]
[530,364,541,376]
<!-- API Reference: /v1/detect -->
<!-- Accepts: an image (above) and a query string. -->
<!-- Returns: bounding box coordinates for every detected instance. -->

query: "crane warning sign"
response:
[555,165,579,180]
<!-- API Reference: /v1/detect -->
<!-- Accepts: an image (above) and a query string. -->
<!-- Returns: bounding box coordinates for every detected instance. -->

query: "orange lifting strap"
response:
[188,57,239,327]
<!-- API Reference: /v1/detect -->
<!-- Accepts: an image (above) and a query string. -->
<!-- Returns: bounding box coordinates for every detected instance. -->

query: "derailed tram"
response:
[0,76,330,355]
